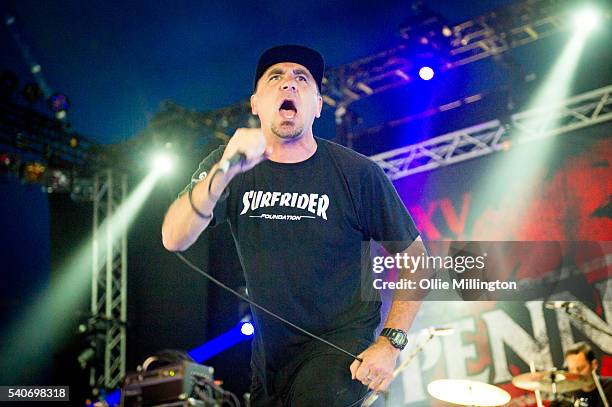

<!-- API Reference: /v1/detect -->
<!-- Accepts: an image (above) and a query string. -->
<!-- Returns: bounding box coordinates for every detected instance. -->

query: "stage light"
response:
[240,321,255,336]
[0,152,20,176]
[46,169,71,193]
[239,313,255,336]
[152,153,174,174]
[419,66,435,81]
[22,161,46,183]
[48,92,70,113]
[0,153,9,166]
[573,7,600,33]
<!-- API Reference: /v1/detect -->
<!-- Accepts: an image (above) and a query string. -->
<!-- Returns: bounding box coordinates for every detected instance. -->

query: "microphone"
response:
[545,301,577,310]
[219,152,247,173]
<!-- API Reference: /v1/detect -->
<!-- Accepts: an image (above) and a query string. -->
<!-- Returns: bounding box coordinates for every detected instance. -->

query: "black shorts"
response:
[249,339,371,407]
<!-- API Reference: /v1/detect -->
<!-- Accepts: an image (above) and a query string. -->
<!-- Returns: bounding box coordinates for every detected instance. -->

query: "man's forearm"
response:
[382,300,422,333]
[381,236,427,333]
[161,162,231,251]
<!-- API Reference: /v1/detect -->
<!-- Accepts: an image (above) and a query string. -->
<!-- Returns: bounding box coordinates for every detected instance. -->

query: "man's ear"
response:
[592,359,599,371]
[250,94,257,115]
[315,95,323,118]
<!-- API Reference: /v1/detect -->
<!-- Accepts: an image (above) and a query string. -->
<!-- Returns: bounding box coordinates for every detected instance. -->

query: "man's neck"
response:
[581,384,596,393]
[265,132,317,163]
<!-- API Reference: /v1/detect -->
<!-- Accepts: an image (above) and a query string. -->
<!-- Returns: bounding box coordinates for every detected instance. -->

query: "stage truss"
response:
[137,0,576,137]
[370,84,612,180]
[91,169,128,391]
[324,0,571,109]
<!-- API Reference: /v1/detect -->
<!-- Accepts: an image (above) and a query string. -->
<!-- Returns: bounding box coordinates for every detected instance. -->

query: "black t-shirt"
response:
[570,377,612,407]
[184,137,419,390]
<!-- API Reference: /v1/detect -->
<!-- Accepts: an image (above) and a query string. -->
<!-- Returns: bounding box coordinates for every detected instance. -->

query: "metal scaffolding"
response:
[323,0,572,109]
[134,0,580,143]
[91,169,128,391]
[370,84,612,180]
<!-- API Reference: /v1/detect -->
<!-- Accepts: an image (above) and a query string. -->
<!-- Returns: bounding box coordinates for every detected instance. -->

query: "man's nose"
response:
[281,79,297,91]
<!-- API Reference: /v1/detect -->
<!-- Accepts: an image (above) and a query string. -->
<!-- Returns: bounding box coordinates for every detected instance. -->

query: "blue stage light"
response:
[240,321,255,336]
[189,318,255,363]
[48,92,70,112]
[419,66,435,80]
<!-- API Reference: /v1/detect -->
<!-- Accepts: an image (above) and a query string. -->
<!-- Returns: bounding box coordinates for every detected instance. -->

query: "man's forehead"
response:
[263,62,314,78]
[567,353,588,363]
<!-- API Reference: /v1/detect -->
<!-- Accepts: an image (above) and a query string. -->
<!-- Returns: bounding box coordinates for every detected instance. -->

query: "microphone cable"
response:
[173,252,363,363]
[169,152,381,406]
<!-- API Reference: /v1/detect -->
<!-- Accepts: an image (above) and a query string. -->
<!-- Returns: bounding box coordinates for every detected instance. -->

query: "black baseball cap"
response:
[253,45,325,92]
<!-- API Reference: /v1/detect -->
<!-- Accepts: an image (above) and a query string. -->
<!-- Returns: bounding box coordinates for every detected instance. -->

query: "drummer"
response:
[564,342,612,407]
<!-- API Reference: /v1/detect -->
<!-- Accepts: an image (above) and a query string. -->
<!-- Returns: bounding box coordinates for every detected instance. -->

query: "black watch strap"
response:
[380,328,408,350]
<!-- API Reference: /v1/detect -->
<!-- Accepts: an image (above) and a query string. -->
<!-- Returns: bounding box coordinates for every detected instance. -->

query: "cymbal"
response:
[428,379,511,406]
[512,370,593,393]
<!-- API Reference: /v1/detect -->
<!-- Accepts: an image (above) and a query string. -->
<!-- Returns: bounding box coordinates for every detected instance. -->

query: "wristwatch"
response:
[380,328,408,350]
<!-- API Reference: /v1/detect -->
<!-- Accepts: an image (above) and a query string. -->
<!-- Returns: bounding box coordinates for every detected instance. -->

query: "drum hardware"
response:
[512,369,593,394]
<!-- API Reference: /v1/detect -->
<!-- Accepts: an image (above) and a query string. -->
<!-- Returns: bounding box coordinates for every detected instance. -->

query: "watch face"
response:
[383,329,407,348]
[392,332,407,346]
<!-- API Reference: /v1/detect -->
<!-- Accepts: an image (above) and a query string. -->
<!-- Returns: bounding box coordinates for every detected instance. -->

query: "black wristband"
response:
[188,184,212,220]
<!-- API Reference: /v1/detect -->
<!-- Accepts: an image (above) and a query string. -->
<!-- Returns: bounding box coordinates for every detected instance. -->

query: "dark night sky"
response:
[1,0,519,144]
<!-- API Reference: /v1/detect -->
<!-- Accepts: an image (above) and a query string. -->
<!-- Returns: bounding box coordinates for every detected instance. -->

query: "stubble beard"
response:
[271,122,304,140]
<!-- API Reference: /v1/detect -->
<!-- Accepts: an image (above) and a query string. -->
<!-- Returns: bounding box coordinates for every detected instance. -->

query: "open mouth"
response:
[279,99,297,119]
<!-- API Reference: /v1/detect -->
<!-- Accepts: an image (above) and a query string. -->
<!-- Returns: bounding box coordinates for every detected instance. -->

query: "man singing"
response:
[162,45,425,406]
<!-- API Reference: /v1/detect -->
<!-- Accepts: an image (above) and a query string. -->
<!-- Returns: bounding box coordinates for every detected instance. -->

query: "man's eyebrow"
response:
[293,68,310,77]
[266,67,285,77]
[265,67,312,78]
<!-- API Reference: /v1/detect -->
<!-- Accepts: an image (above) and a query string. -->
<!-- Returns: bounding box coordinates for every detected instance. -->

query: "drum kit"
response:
[365,324,608,406]
[425,369,597,406]
[511,369,600,407]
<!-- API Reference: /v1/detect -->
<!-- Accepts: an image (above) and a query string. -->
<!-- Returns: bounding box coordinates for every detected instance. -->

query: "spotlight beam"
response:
[188,323,253,363]
[0,170,163,381]
[470,23,593,239]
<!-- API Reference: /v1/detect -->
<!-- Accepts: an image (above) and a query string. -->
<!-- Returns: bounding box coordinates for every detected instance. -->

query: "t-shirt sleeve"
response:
[179,145,228,226]
[360,162,420,253]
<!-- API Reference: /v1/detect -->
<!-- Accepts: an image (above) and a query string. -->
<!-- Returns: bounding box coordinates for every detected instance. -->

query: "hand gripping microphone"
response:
[219,152,247,173]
